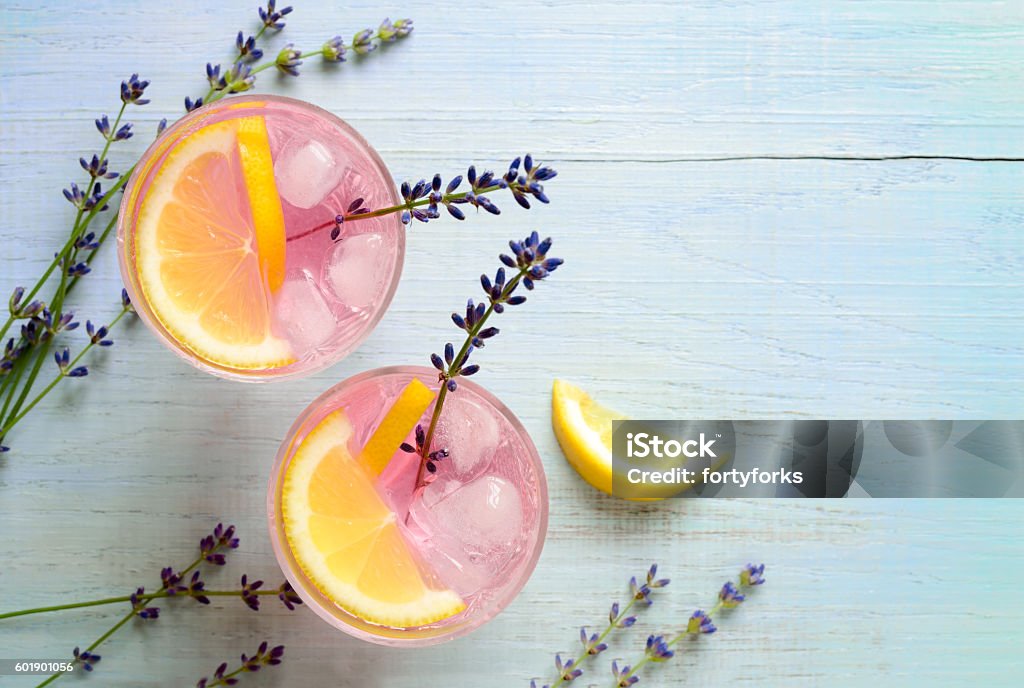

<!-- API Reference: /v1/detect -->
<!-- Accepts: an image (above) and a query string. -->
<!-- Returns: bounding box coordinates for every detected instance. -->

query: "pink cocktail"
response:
[118,95,404,381]
[267,366,548,645]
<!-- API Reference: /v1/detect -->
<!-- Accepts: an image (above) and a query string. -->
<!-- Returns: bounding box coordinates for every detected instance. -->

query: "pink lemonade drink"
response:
[267,366,548,645]
[118,95,404,380]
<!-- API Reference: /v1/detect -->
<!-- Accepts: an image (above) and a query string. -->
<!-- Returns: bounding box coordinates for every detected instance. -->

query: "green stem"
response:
[552,597,641,687]
[200,31,390,107]
[0,166,131,430]
[0,596,135,620]
[34,613,135,688]
[0,307,130,435]
[618,592,742,686]
[4,245,74,423]
[207,666,247,687]
[76,103,127,234]
[74,210,120,284]
[0,146,131,347]
[622,656,652,682]
[0,343,31,420]
[34,544,227,687]
[3,313,56,426]
[25,100,125,309]
[0,168,131,439]
[363,185,505,221]
[665,601,724,651]
[414,265,531,490]
[0,588,278,620]
[200,24,271,103]
[285,183,512,244]
[414,384,449,489]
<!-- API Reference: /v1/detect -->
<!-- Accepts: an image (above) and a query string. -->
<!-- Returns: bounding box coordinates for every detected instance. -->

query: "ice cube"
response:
[274,139,342,209]
[271,269,338,351]
[406,474,523,596]
[324,233,389,309]
[431,475,523,554]
[435,394,502,478]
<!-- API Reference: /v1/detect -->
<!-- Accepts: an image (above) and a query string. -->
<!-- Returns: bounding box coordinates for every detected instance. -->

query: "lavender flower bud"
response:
[73,647,101,672]
[206,63,222,88]
[687,609,717,634]
[554,654,582,682]
[120,73,150,105]
[644,634,674,661]
[240,574,264,611]
[646,563,670,589]
[188,571,210,605]
[258,0,293,30]
[277,581,302,610]
[740,563,766,586]
[352,28,376,55]
[275,44,303,77]
[236,31,263,63]
[718,581,746,608]
[129,587,160,619]
[377,18,398,43]
[86,320,113,346]
[612,660,638,687]
[95,115,111,137]
[322,36,347,62]
[221,62,255,93]
[393,18,414,37]
[629,576,652,605]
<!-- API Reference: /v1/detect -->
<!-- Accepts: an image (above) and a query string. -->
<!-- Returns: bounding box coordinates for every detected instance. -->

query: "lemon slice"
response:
[358,378,435,476]
[552,379,629,497]
[236,116,287,292]
[282,410,465,627]
[134,116,292,370]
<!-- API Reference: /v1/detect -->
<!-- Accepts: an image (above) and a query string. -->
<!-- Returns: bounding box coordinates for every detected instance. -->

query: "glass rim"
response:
[116,94,406,383]
[265,364,550,647]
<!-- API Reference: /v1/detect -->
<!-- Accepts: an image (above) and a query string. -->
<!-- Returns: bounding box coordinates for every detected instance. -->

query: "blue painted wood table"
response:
[1,1,1021,686]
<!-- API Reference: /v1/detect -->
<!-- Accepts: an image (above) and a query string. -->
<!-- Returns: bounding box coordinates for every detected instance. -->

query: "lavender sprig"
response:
[532,565,669,688]
[610,564,767,687]
[195,13,412,109]
[394,155,556,225]
[196,642,285,688]
[413,232,563,490]
[287,156,557,244]
[0,578,301,620]
[71,647,100,673]
[0,4,413,454]
[18,524,299,687]
[0,291,132,451]
[0,71,143,454]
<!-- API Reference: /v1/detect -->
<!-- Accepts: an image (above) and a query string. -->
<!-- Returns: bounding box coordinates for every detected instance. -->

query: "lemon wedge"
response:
[236,116,287,292]
[358,378,435,476]
[134,116,292,369]
[282,410,465,627]
[552,379,629,497]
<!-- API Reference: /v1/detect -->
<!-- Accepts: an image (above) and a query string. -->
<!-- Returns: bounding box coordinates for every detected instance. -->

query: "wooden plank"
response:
[0,0,1021,686]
